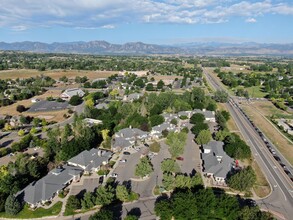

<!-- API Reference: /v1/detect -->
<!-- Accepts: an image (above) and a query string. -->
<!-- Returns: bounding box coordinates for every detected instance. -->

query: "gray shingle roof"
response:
[62,88,85,98]
[115,128,148,139]
[18,165,83,205]
[68,149,112,169]
[202,141,234,179]
[113,137,132,149]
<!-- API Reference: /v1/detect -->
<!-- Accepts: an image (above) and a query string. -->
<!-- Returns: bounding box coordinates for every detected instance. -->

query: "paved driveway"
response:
[70,177,100,196]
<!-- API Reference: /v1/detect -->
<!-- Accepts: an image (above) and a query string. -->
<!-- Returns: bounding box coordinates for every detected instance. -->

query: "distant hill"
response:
[0,40,293,56]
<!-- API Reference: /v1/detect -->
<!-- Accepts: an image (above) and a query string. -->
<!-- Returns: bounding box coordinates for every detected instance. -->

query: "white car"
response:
[110,173,118,178]
[120,159,127,163]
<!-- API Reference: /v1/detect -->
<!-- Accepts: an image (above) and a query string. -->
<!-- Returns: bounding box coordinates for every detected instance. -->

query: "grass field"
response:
[0,201,62,218]
[0,90,69,122]
[0,69,118,80]
[242,101,293,165]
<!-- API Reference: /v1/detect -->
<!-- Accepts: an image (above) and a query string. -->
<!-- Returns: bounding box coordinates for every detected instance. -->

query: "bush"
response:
[16,105,26,113]
[149,141,160,153]
[97,169,109,176]
[5,195,22,215]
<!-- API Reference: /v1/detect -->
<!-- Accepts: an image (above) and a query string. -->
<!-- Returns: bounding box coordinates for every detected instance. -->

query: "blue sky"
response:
[0,0,293,44]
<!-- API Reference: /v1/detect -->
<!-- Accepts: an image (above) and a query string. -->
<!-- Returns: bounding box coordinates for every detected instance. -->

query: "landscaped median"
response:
[0,202,62,219]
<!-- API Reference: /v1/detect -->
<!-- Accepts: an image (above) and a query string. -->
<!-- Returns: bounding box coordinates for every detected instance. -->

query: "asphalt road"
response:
[203,68,293,219]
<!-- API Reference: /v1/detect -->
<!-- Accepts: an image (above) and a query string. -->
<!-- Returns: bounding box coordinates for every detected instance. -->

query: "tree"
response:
[149,115,164,127]
[224,134,251,159]
[149,141,160,153]
[116,185,129,202]
[162,172,175,191]
[66,195,81,212]
[170,118,178,125]
[5,194,22,215]
[227,166,256,191]
[95,186,115,206]
[19,116,29,125]
[109,89,119,99]
[135,156,154,178]
[18,129,25,136]
[196,130,212,145]
[81,192,95,210]
[166,132,187,158]
[145,83,154,91]
[157,80,165,90]
[16,105,26,113]
[191,123,209,137]
[214,90,229,103]
[69,95,82,106]
[190,113,205,124]
[161,159,180,174]
[89,209,113,220]
[215,129,230,141]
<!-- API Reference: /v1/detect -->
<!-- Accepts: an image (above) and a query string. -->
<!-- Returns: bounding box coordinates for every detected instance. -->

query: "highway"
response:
[203,68,293,220]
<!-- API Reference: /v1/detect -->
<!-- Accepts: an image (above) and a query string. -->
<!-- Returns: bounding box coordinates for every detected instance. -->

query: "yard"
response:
[0,201,62,219]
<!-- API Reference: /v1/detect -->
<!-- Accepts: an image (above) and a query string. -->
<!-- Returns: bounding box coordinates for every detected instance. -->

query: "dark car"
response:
[123,151,131,155]
[144,143,149,147]
[176,157,184,161]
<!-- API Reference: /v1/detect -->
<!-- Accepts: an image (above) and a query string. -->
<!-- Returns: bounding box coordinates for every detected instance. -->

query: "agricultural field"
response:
[0,69,118,80]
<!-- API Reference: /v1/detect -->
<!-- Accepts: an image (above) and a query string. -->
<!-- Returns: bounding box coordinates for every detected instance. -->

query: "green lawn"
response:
[0,201,62,219]
[230,85,267,98]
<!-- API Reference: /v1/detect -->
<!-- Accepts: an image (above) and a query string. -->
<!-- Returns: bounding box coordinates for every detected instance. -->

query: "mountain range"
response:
[1,40,293,56]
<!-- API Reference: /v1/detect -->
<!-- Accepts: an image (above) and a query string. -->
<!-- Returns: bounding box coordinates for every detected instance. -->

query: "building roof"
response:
[152,122,175,133]
[68,148,112,169]
[18,165,83,205]
[127,93,142,101]
[113,137,132,149]
[193,109,215,119]
[95,103,108,109]
[62,88,85,98]
[202,141,233,179]
[115,128,148,139]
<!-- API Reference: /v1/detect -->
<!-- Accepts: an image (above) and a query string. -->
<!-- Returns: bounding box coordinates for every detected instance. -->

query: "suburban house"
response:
[161,113,179,123]
[17,165,83,208]
[150,122,178,139]
[95,103,109,110]
[112,128,149,151]
[83,118,103,126]
[123,93,143,102]
[201,141,234,185]
[192,109,216,122]
[177,109,215,122]
[67,148,113,174]
[60,88,85,101]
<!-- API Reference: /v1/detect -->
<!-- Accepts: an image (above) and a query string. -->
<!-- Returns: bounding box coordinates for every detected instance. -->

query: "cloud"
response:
[101,24,115,29]
[245,18,257,23]
[0,0,292,29]
[11,25,28,31]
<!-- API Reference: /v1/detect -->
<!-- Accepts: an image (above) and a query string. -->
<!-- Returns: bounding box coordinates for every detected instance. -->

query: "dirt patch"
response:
[154,75,183,81]
[242,102,293,165]
[0,69,118,80]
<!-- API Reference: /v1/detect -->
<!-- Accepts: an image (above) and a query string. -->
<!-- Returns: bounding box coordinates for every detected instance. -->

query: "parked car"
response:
[144,143,149,147]
[110,173,118,178]
[176,157,184,161]
[120,159,127,163]
[123,151,131,155]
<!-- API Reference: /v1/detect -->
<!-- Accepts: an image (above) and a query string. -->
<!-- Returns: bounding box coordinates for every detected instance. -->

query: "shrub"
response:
[16,105,26,113]
[69,95,82,106]
[149,141,160,153]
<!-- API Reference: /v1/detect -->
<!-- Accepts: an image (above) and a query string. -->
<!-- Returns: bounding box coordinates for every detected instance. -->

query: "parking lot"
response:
[28,100,69,112]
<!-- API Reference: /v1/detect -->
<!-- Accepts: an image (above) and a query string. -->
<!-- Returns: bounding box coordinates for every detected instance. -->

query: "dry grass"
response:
[0,69,118,80]
[153,75,183,81]
[0,90,68,122]
[242,102,293,165]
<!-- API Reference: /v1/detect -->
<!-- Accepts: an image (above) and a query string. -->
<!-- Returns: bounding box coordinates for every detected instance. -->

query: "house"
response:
[113,128,149,151]
[60,88,85,101]
[161,113,179,123]
[192,109,216,122]
[83,118,103,126]
[17,165,83,208]
[201,141,234,184]
[95,103,108,110]
[150,122,177,139]
[123,93,143,102]
[112,137,133,152]
[67,148,113,174]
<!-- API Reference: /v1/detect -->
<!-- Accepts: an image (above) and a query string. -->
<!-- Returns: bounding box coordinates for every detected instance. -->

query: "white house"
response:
[60,88,85,101]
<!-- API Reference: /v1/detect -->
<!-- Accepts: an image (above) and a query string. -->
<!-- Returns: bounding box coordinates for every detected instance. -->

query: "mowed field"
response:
[0,69,118,80]
[0,90,68,122]
[241,101,293,165]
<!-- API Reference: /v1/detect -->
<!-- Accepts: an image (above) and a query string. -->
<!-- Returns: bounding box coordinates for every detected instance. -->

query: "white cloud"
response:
[0,0,292,29]
[11,25,28,31]
[245,18,257,23]
[101,24,115,29]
